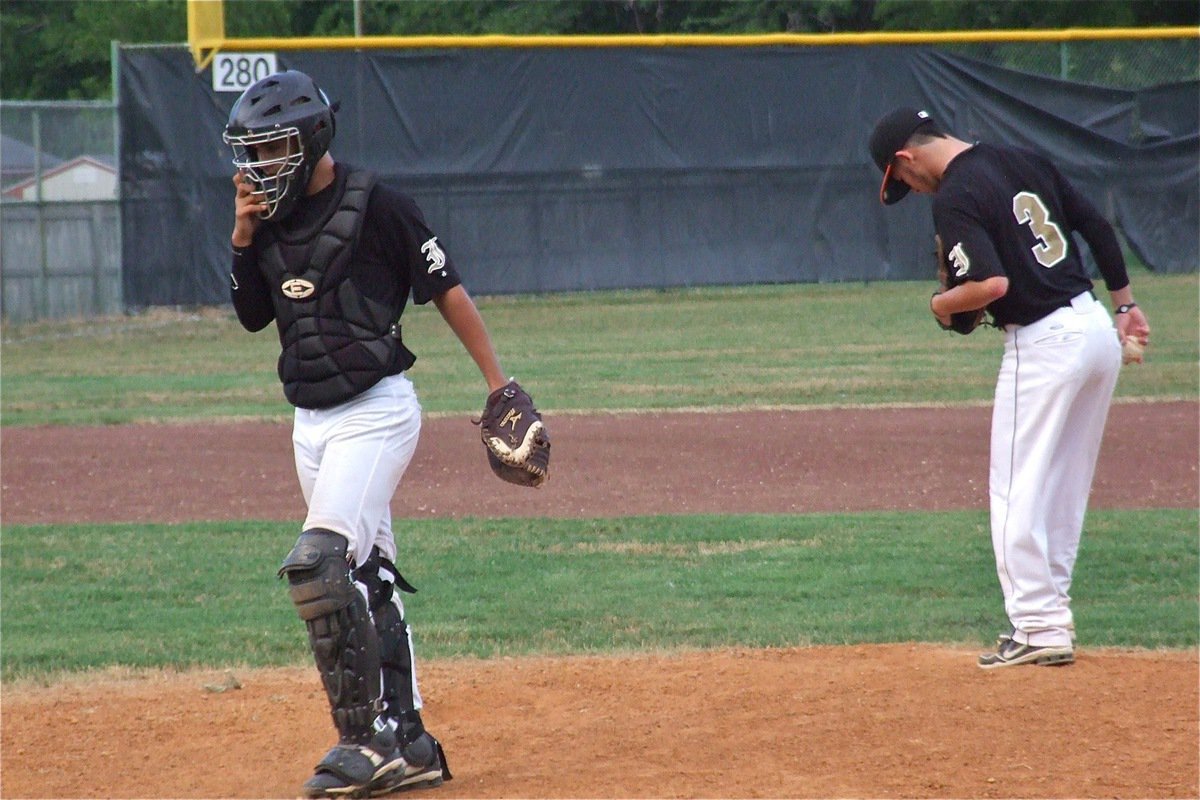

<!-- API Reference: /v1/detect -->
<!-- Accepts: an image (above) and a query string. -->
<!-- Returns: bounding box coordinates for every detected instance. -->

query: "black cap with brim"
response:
[868,107,936,205]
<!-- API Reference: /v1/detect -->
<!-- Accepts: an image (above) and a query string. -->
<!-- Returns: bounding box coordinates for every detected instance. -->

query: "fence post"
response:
[111,39,124,316]
[91,204,104,315]
[32,108,48,320]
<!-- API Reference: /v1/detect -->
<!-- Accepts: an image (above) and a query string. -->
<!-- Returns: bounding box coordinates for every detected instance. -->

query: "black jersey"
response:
[231,161,462,335]
[932,143,1129,327]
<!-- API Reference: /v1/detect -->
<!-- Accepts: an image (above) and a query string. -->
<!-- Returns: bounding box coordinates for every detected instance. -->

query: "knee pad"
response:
[278,528,357,620]
[353,546,417,611]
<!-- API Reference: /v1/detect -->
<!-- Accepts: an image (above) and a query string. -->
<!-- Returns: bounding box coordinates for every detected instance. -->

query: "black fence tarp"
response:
[118,44,1198,308]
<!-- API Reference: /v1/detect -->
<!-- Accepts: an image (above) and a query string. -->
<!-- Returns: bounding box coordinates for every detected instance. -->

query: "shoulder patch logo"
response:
[281,278,315,299]
[948,242,970,279]
[422,237,447,274]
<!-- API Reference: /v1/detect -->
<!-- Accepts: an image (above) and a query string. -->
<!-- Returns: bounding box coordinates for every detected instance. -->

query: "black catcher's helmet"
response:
[222,70,336,221]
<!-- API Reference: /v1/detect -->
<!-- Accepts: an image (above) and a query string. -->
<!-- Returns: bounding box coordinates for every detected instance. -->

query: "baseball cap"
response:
[868,107,938,205]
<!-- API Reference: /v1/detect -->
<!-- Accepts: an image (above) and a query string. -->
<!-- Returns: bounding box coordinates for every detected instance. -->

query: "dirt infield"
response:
[4,401,1196,525]
[2,401,1197,798]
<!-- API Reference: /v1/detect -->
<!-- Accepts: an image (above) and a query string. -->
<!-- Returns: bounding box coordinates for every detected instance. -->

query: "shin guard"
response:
[354,547,421,739]
[279,529,382,745]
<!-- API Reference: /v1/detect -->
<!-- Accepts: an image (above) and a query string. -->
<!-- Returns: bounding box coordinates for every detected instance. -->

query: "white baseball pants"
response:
[292,372,422,568]
[990,291,1121,648]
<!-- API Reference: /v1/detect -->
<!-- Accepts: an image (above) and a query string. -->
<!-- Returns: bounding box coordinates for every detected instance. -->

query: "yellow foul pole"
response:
[187,0,226,71]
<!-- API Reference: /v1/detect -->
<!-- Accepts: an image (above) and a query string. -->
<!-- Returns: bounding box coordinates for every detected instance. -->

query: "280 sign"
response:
[212,53,278,93]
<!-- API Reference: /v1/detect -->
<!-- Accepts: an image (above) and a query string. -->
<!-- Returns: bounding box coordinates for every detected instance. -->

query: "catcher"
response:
[224,69,548,798]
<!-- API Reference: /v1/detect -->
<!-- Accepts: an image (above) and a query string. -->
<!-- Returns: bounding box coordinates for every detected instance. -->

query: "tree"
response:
[2,0,186,99]
[1,0,1196,99]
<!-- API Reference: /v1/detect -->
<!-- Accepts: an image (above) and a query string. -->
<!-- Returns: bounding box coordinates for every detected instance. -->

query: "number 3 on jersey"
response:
[1012,191,1067,268]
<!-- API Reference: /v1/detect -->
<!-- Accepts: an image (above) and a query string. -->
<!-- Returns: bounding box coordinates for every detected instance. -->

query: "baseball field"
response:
[2,277,1197,798]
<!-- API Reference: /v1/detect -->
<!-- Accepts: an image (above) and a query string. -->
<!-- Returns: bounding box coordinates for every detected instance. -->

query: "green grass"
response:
[2,276,1195,682]
[2,273,1196,425]
[2,510,1195,682]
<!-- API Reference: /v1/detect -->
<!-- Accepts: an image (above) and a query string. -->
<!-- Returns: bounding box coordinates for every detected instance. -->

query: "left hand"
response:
[475,380,550,487]
[930,291,953,328]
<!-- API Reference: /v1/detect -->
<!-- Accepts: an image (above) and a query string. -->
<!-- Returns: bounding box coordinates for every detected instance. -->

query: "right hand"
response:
[231,171,265,247]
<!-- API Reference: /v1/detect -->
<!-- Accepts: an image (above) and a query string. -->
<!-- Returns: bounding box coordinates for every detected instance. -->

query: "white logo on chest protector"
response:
[949,242,970,278]
[422,237,446,274]
[281,278,315,299]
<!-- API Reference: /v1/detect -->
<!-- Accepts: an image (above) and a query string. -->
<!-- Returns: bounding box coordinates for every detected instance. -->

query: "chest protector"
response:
[258,168,416,409]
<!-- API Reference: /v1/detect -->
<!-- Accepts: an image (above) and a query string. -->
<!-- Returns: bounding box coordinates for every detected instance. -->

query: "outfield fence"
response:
[1,31,1196,322]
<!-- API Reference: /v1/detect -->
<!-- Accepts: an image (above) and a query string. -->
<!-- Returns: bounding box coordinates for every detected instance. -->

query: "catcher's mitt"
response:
[934,233,987,336]
[475,380,550,487]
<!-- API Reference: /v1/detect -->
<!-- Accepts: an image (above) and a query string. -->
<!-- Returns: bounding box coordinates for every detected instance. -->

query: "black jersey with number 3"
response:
[932,143,1129,327]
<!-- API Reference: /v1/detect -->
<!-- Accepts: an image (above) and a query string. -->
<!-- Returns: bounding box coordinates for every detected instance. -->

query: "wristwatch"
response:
[1116,303,1138,314]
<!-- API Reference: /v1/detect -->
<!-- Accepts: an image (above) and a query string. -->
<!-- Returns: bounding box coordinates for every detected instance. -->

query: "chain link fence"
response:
[954,37,1198,88]
[1,101,121,322]
[1,36,1196,322]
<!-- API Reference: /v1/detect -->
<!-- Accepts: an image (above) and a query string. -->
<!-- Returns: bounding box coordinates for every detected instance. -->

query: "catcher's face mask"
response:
[224,128,305,220]
[223,70,336,222]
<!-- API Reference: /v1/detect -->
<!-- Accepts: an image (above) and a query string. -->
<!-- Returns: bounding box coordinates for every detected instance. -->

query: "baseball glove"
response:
[475,380,550,487]
[934,233,988,336]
